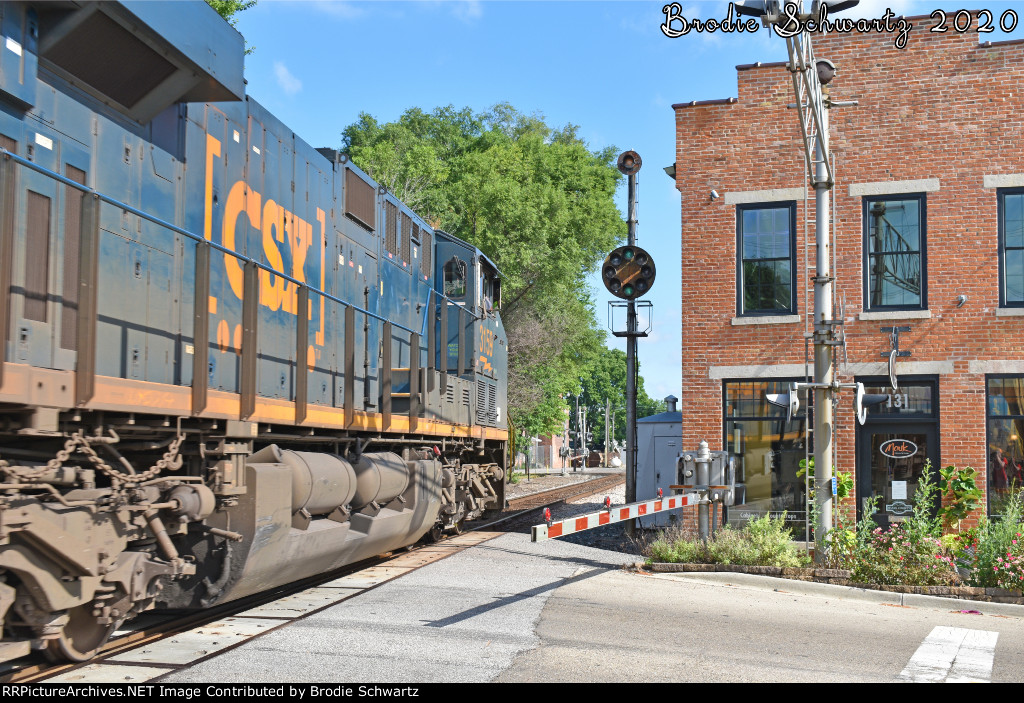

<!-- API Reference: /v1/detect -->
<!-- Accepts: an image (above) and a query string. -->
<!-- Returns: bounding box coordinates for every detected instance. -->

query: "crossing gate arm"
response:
[531,491,701,542]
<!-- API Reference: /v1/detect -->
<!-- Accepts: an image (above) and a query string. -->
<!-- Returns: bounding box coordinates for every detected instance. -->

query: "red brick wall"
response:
[674,23,1024,531]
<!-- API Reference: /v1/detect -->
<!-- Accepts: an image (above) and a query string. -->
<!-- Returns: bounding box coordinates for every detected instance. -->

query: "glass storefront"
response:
[723,379,811,539]
[986,376,1024,517]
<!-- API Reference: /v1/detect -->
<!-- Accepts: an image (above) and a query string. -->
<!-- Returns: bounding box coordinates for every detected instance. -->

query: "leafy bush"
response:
[848,523,958,586]
[937,464,982,530]
[992,535,1024,590]
[825,465,960,587]
[646,513,809,568]
[965,489,1024,588]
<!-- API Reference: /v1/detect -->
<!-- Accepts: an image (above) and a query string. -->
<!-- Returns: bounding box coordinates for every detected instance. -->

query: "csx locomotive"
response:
[0,0,508,663]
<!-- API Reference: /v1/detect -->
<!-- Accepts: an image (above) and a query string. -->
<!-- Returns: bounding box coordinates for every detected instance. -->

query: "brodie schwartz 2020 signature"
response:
[660,3,1020,50]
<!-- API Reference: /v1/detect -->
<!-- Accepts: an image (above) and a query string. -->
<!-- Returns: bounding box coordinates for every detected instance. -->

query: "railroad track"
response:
[2,472,624,683]
[504,473,625,513]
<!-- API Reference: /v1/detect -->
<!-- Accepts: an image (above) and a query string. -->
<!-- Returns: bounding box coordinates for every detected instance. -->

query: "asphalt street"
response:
[159,531,1024,683]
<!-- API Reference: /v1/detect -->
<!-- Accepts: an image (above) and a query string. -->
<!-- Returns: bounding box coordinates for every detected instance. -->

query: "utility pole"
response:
[604,397,611,468]
[812,93,834,551]
[737,0,862,562]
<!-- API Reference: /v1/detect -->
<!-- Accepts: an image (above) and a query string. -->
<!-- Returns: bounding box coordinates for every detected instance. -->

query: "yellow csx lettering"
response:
[204,133,325,317]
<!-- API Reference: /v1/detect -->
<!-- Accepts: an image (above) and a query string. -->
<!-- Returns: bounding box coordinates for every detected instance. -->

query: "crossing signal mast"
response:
[603,150,654,527]
[735,0,892,560]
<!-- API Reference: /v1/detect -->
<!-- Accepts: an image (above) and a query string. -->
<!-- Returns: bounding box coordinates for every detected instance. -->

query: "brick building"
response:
[671,19,1024,536]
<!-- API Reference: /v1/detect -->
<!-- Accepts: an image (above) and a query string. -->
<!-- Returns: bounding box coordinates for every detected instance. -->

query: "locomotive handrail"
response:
[0,148,416,335]
[0,146,490,427]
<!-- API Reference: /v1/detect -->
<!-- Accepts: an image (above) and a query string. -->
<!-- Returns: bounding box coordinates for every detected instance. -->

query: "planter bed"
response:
[632,562,1024,604]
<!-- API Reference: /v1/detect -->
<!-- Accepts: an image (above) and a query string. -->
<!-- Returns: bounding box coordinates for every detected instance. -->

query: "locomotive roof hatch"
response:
[33,0,245,123]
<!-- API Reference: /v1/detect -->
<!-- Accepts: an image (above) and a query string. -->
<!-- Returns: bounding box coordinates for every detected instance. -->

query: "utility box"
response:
[636,396,681,528]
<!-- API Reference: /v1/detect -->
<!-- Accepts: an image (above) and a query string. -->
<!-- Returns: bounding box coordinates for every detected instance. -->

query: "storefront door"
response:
[855,378,940,527]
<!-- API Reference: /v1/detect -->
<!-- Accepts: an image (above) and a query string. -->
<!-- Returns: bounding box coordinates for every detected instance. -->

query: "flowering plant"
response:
[850,521,959,586]
[992,532,1024,590]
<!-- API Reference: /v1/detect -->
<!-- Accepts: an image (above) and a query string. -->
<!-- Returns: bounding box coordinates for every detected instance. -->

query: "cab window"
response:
[480,270,500,313]
[443,256,467,300]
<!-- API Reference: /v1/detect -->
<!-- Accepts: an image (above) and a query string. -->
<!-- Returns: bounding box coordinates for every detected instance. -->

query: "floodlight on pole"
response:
[854,383,890,425]
[765,382,800,423]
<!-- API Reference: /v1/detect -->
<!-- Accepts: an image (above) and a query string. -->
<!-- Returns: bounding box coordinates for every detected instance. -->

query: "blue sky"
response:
[233,0,1024,402]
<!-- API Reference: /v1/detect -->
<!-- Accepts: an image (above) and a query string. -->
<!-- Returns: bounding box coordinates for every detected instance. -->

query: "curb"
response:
[628,562,1024,618]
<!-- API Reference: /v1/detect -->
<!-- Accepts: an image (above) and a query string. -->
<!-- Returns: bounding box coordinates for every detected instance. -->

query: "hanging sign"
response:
[879,439,918,459]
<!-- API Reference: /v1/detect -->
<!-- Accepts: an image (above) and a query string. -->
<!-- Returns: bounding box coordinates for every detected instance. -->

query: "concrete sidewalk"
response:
[649,570,1024,619]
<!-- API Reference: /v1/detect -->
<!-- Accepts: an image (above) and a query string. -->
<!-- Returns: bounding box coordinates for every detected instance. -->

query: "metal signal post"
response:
[617,151,643,530]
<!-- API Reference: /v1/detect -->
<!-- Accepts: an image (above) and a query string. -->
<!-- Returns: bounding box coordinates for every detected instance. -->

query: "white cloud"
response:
[274,61,303,96]
[452,0,483,23]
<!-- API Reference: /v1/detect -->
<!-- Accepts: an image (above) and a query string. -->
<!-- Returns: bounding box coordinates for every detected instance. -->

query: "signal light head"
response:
[617,150,642,176]
[601,245,656,300]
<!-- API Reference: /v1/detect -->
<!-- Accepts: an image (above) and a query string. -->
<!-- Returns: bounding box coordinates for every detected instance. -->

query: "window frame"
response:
[998,187,1024,308]
[735,201,798,317]
[862,193,928,311]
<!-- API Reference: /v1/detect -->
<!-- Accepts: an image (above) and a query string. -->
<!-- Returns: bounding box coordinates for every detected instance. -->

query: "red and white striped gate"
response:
[531,490,700,541]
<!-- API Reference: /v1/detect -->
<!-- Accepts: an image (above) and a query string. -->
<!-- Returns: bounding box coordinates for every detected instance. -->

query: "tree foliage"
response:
[578,347,666,445]
[342,104,629,435]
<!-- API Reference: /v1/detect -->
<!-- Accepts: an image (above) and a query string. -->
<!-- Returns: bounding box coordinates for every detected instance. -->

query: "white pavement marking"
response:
[897,626,999,683]
[947,629,1000,683]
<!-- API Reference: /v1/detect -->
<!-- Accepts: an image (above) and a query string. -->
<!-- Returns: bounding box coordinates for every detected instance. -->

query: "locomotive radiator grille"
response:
[385,202,398,257]
[403,222,414,264]
[421,229,432,278]
[345,168,376,231]
[23,191,51,322]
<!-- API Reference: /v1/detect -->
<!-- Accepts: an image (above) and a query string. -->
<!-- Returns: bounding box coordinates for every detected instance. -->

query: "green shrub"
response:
[965,489,1024,588]
[848,522,958,586]
[824,469,960,587]
[646,513,809,568]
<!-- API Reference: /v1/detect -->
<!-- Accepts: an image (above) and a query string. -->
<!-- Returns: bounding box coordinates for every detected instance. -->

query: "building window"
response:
[723,379,810,539]
[863,194,926,310]
[999,188,1024,307]
[986,376,1024,517]
[737,202,796,315]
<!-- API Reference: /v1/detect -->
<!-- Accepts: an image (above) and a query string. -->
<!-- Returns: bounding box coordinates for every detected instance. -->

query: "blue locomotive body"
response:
[0,0,507,663]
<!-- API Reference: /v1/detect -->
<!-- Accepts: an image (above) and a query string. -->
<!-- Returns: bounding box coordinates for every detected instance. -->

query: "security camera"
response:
[710,190,720,200]
[816,59,837,85]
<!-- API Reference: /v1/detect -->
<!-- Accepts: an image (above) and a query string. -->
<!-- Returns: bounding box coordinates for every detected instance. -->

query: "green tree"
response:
[578,347,666,445]
[343,104,626,436]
